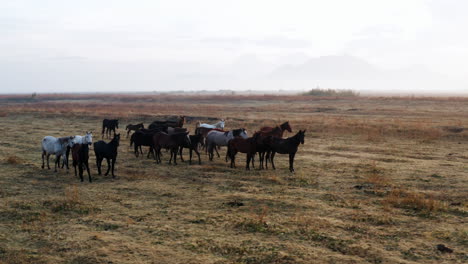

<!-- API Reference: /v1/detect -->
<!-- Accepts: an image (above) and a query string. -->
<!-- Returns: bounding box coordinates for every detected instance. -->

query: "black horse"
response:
[179,134,203,165]
[267,130,306,173]
[130,130,156,158]
[102,119,119,139]
[72,144,91,182]
[126,123,144,138]
[94,134,120,178]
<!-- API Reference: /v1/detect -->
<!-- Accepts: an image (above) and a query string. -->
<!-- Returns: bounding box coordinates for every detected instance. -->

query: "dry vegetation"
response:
[0,94,467,263]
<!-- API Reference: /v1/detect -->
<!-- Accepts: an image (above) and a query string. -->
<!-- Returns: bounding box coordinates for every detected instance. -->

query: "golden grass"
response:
[0,94,467,263]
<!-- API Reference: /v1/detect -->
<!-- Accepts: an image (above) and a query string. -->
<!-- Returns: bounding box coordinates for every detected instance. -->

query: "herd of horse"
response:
[40,116,306,182]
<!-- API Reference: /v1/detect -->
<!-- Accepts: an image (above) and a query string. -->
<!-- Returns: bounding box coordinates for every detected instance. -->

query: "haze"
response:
[1,0,467,94]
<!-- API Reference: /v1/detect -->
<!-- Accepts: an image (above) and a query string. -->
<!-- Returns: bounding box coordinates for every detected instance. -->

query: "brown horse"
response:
[254,121,292,169]
[227,133,260,170]
[152,132,191,165]
[259,121,292,137]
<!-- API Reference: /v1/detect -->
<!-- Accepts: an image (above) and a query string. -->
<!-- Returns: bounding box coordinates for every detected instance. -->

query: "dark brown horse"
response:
[126,123,144,138]
[149,116,185,130]
[254,122,292,169]
[102,119,119,139]
[179,134,203,165]
[72,144,91,182]
[94,134,120,178]
[268,130,306,173]
[152,132,191,165]
[227,133,260,170]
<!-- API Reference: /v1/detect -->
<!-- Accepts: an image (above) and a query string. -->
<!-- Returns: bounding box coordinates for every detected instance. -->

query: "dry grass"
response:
[0,94,467,263]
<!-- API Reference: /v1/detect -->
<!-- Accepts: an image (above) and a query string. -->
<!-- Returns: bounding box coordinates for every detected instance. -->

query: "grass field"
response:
[0,94,467,263]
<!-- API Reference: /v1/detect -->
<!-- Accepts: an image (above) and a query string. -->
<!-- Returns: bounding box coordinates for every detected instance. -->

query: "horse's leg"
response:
[215,145,220,158]
[41,151,45,169]
[270,152,276,170]
[246,153,251,170]
[195,148,201,165]
[179,147,185,162]
[74,161,77,177]
[54,155,59,172]
[104,158,111,176]
[289,152,296,173]
[96,156,102,175]
[79,162,84,182]
[173,148,177,165]
[111,158,116,178]
[85,160,91,182]
[127,130,130,138]
[46,154,51,169]
[252,153,256,169]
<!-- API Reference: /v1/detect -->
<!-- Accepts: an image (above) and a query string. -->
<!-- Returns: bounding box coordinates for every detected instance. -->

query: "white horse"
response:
[62,132,93,169]
[41,136,75,172]
[72,131,93,145]
[197,119,225,130]
[206,128,247,161]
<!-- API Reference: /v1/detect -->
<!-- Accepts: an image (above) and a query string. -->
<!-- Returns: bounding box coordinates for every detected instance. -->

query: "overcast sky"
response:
[1,0,467,94]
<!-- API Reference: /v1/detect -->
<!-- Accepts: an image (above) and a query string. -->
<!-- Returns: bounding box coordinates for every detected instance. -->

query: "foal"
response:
[94,134,120,178]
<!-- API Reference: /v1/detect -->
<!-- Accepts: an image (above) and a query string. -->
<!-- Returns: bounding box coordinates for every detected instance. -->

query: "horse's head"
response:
[85,131,93,145]
[115,120,119,129]
[126,124,131,130]
[219,120,225,129]
[297,130,306,144]
[113,133,121,146]
[282,121,292,133]
[67,136,75,147]
[184,131,191,146]
[234,128,248,139]
[179,116,185,126]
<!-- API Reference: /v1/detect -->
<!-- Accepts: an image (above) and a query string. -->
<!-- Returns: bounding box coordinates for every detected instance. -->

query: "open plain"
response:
[0,94,467,263]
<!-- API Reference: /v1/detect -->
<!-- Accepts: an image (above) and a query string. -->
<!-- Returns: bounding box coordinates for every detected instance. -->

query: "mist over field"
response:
[1,0,468,95]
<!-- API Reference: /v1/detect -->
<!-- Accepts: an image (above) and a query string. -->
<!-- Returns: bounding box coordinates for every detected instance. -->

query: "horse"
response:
[62,132,93,169]
[267,130,306,173]
[41,136,75,172]
[102,119,119,139]
[149,116,185,129]
[206,128,248,161]
[167,127,188,134]
[194,127,225,148]
[94,134,120,178]
[130,130,156,158]
[259,121,292,136]
[179,134,203,165]
[254,122,292,170]
[152,132,191,165]
[72,144,91,182]
[126,123,144,138]
[227,133,260,170]
[197,119,225,130]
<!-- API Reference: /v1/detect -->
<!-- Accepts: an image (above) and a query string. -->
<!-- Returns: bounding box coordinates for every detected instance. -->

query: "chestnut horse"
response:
[227,133,260,170]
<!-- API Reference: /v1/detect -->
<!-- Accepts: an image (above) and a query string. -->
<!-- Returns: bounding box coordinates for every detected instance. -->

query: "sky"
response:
[1,0,467,94]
